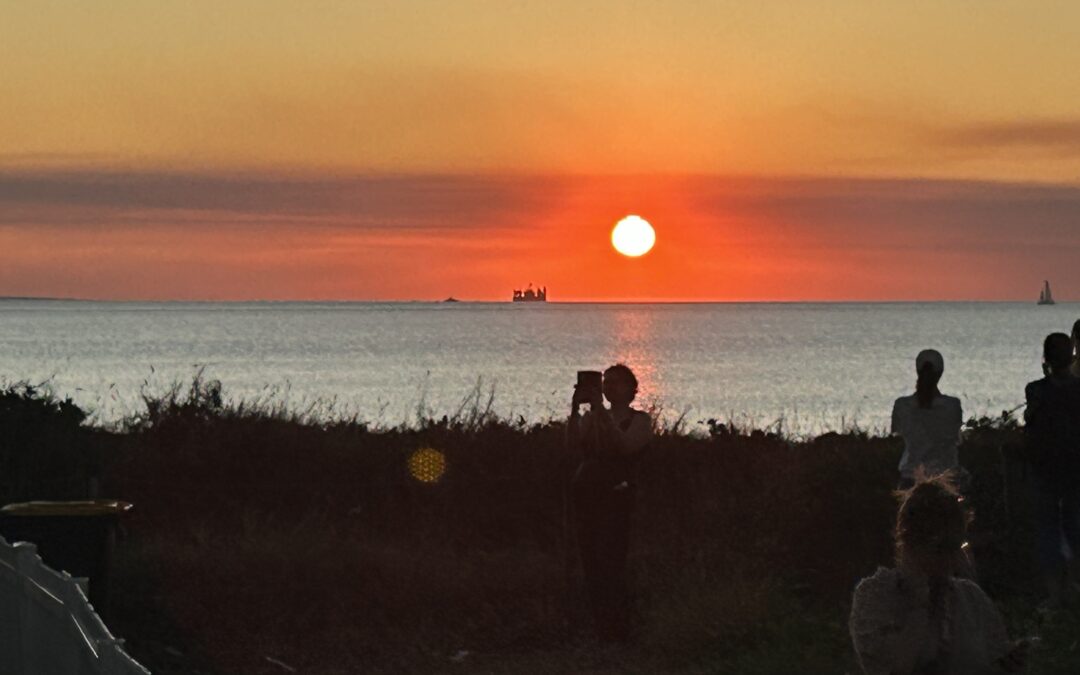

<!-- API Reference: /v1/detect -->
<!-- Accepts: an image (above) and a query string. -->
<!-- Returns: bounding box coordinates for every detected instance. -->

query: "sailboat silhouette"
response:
[1037,280,1056,306]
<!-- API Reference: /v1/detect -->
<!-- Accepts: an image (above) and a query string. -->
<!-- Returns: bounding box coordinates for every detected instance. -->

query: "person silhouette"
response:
[566,363,652,642]
[1024,332,1080,607]
[891,350,964,490]
[1071,319,1080,378]
[850,475,1026,674]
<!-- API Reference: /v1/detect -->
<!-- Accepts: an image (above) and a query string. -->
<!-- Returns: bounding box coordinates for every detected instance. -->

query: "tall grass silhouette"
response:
[3,379,1076,673]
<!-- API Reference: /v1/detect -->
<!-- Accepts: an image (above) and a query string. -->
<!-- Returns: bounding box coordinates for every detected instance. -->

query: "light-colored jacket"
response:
[850,567,1010,675]
[892,394,962,479]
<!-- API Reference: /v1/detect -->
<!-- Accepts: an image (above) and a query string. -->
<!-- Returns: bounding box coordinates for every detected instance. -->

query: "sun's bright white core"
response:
[611,215,656,257]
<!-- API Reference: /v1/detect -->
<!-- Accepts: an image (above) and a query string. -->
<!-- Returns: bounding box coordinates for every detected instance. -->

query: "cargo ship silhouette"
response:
[512,284,547,302]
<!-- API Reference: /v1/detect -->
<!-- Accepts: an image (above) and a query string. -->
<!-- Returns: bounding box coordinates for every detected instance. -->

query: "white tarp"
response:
[0,536,149,675]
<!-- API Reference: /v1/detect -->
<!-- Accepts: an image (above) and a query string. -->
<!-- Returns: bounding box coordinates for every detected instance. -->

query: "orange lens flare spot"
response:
[611,215,656,257]
[408,447,447,483]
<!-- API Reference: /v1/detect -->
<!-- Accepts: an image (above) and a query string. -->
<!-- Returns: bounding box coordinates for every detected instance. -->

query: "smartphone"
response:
[576,370,602,393]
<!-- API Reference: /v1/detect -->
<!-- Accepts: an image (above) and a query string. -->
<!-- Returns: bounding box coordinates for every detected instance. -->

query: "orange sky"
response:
[2,171,1077,301]
[3,3,1080,300]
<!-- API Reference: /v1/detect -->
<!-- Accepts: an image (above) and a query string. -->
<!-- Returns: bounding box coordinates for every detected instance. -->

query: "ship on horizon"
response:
[1038,280,1056,306]
[512,284,547,302]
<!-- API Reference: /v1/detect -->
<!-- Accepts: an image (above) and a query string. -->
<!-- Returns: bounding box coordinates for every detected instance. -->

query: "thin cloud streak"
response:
[0,170,571,228]
[932,119,1080,156]
[694,176,1080,240]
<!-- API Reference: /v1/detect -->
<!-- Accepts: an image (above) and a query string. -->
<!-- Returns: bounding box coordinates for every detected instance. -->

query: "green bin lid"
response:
[0,500,133,517]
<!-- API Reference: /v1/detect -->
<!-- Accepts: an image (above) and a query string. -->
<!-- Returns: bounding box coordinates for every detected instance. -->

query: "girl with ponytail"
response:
[891,350,964,490]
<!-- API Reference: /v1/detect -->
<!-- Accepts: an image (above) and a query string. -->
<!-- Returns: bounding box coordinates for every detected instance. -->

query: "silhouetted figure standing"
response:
[850,475,1025,674]
[1071,319,1080,378]
[891,350,963,490]
[1024,332,1080,607]
[566,364,652,642]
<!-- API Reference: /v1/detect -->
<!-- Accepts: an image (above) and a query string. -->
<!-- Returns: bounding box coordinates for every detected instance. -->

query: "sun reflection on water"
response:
[605,308,661,409]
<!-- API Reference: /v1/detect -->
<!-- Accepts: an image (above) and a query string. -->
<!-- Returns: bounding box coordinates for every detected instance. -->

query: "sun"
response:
[611,215,656,257]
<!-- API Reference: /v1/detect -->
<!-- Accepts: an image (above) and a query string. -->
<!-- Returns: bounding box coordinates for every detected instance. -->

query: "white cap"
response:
[916,349,944,375]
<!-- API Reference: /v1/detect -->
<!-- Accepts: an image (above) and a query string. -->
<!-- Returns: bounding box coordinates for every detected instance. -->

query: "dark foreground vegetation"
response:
[2,379,1080,674]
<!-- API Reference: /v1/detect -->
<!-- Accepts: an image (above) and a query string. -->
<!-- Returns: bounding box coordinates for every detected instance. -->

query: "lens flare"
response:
[408,447,447,483]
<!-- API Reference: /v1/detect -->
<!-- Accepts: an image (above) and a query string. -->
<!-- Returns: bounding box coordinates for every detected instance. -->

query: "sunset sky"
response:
[3,2,1080,301]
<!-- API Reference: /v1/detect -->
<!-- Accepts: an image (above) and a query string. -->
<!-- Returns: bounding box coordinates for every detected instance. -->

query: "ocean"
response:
[1,300,1076,433]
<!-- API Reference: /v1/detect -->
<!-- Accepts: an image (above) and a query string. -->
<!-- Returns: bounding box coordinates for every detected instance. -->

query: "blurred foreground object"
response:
[0,500,132,619]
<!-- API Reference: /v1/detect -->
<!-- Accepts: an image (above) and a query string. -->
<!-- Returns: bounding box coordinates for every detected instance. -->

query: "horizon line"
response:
[1,296,1073,305]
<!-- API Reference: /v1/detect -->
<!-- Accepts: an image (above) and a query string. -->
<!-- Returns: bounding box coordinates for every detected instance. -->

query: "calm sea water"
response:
[1,300,1077,432]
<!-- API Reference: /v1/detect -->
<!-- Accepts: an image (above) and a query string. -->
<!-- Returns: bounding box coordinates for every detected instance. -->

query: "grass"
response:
[3,378,1080,673]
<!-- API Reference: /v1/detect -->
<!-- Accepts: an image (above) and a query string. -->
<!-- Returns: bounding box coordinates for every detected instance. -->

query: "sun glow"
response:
[611,215,656,257]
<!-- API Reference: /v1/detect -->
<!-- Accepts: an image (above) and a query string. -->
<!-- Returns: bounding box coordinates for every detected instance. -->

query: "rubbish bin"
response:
[0,500,132,618]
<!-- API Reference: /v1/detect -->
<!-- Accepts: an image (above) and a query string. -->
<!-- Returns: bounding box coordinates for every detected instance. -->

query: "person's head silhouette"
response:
[1043,332,1072,376]
[914,349,944,409]
[895,474,968,577]
[602,363,638,408]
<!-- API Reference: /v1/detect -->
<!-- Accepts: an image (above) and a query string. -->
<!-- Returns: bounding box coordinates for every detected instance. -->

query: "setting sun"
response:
[611,215,656,257]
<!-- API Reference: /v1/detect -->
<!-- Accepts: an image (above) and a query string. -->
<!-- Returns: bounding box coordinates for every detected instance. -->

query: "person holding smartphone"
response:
[566,363,653,642]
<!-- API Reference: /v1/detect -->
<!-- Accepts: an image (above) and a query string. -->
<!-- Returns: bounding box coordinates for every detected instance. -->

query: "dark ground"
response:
[3,380,1079,674]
